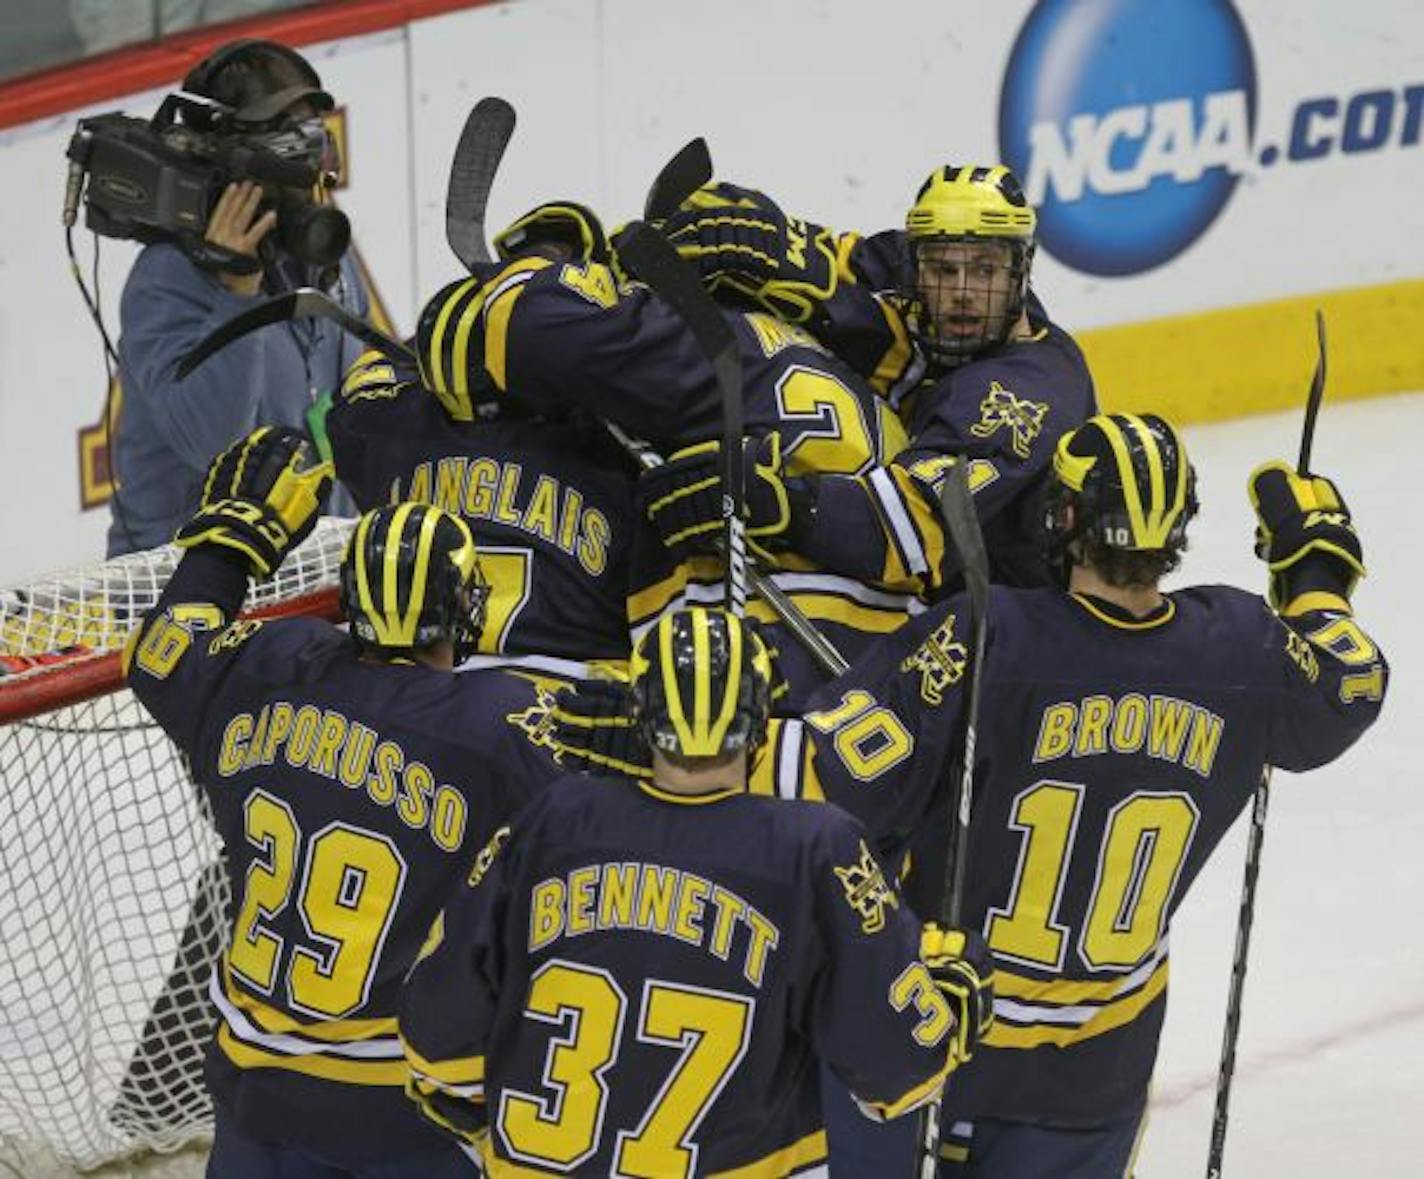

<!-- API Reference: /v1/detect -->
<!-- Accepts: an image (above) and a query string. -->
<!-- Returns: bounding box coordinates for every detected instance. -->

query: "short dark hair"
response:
[1077,534,1186,588]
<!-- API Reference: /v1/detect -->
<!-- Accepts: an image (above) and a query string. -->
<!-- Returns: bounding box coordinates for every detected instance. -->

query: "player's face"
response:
[915,240,1017,346]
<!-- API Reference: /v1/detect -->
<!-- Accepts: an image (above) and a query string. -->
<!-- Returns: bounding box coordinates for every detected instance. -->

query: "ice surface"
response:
[1136,392,1423,1177]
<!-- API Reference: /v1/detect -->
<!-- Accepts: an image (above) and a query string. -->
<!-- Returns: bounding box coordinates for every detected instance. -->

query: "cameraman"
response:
[107,38,364,556]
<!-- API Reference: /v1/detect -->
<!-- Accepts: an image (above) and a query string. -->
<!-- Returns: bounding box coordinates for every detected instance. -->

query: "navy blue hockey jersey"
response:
[803,585,1387,1126]
[800,315,1096,596]
[126,548,564,1163]
[328,350,639,668]
[419,257,918,704]
[399,775,961,1176]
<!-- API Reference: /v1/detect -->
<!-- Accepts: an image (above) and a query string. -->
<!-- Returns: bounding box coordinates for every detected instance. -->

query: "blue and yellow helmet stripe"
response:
[631,607,774,762]
[1053,413,1195,550]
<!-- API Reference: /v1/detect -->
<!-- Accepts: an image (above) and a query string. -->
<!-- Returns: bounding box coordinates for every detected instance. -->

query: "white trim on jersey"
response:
[867,465,930,577]
[209,970,403,1060]
[455,652,592,679]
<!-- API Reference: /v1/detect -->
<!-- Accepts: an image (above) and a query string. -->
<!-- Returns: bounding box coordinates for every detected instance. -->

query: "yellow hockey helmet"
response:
[1048,413,1198,564]
[339,503,489,663]
[904,164,1037,365]
[629,608,774,766]
[906,164,1037,242]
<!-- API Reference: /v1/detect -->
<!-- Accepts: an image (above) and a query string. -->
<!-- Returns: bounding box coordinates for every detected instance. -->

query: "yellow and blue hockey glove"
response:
[550,680,652,780]
[662,182,844,324]
[495,200,610,264]
[920,924,995,1063]
[638,432,813,564]
[1248,461,1365,614]
[175,426,332,578]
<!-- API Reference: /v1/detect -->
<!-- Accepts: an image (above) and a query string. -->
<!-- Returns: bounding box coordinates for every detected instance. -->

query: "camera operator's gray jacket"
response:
[106,242,365,555]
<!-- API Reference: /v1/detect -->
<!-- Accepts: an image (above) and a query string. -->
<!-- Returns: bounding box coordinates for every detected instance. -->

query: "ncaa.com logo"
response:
[998,0,1424,276]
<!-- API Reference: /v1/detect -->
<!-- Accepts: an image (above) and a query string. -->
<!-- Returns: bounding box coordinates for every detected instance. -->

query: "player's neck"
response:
[358,641,455,671]
[1068,564,1165,617]
[651,752,747,796]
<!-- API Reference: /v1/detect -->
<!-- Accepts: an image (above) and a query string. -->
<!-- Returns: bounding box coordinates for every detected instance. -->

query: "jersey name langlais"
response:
[398,457,612,576]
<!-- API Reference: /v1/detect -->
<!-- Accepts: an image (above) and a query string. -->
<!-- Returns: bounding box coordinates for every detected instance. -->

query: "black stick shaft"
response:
[1297,309,1328,475]
[1206,771,1270,1178]
[1208,310,1328,1176]
[915,462,991,1178]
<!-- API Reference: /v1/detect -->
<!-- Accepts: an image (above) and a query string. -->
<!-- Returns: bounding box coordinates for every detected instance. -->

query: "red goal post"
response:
[0,520,350,1173]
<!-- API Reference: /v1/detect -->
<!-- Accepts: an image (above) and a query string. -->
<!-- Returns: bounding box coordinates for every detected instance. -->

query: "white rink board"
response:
[1,0,1422,578]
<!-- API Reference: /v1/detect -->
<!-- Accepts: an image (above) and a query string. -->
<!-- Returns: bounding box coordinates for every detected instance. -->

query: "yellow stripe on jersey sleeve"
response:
[406,1078,482,1147]
[868,296,915,397]
[402,1041,486,1088]
[857,1048,958,1121]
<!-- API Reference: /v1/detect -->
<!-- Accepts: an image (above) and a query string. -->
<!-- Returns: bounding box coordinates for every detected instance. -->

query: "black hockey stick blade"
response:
[446,97,516,270]
[617,219,747,613]
[178,289,412,379]
[643,137,712,223]
[1296,308,1328,475]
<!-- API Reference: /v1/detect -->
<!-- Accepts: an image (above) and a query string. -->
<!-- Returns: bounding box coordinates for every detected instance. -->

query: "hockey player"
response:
[801,413,1387,1175]
[414,205,918,705]
[398,606,995,1176]
[126,426,563,1176]
[657,167,1097,594]
[327,344,640,673]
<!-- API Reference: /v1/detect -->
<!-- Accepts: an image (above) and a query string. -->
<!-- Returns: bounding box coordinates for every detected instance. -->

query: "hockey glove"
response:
[1248,461,1366,614]
[663,182,844,324]
[175,426,332,578]
[550,680,652,779]
[920,924,995,1063]
[495,200,611,265]
[639,432,814,564]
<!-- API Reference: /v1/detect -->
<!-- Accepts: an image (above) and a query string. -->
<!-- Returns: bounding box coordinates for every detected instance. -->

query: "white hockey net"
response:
[0,521,352,1174]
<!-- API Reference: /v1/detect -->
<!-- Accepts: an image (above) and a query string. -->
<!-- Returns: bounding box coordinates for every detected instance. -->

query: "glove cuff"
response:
[1279,590,1353,618]
[1270,548,1362,611]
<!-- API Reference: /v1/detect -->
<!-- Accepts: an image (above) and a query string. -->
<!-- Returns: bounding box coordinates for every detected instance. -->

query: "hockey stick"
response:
[915,461,992,1178]
[446,97,516,270]
[1297,308,1328,475]
[1206,308,1327,1179]
[643,137,712,223]
[177,288,410,379]
[1206,768,1270,1179]
[604,420,849,676]
[617,219,749,617]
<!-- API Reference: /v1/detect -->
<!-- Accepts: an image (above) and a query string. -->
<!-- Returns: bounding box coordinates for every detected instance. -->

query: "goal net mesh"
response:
[0,521,351,1174]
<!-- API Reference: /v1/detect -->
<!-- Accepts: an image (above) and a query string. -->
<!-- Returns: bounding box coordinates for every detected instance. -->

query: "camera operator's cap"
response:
[184,39,333,126]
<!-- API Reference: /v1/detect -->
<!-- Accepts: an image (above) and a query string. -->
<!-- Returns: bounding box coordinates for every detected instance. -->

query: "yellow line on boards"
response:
[1077,278,1424,424]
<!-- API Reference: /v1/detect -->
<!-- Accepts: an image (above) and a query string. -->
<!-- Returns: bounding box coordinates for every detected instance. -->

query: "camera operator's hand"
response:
[206,181,277,296]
